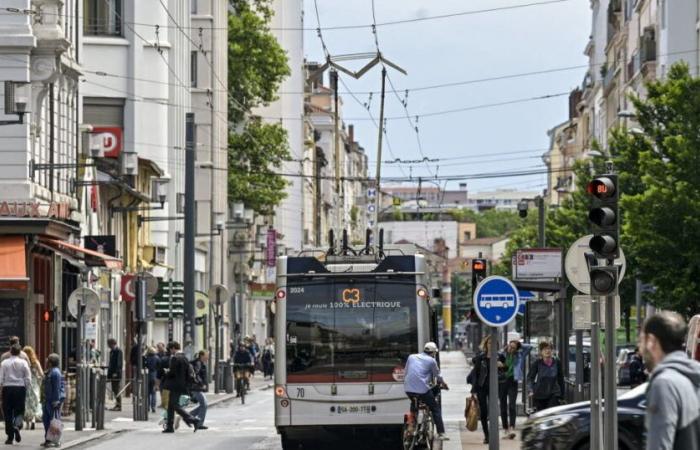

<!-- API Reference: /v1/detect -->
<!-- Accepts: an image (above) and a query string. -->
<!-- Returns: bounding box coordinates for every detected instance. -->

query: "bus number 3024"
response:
[290,287,304,294]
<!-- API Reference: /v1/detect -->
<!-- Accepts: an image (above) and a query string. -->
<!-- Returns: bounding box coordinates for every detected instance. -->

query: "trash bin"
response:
[223,360,234,394]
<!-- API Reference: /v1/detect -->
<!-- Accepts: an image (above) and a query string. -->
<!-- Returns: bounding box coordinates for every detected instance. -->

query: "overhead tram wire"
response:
[312,0,408,178]
[370,0,433,177]
[0,0,575,31]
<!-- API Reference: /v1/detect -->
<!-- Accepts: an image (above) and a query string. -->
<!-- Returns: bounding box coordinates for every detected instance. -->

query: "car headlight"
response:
[532,414,577,431]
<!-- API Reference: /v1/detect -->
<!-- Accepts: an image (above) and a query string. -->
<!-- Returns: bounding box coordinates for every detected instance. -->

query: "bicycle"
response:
[233,363,253,404]
[402,385,446,450]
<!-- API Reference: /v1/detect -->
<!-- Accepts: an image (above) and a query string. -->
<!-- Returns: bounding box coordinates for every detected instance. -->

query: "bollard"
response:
[224,360,234,394]
[96,368,106,430]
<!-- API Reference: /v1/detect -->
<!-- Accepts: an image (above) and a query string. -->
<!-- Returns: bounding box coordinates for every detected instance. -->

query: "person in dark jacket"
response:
[499,340,531,439]
[233,343,254,393]
[162,342,199,433]
[467,335,505,445]
[41,354,64,447]
[189,351,209,430]
[642,312,700,450]
[106,339,123,411]
[527,341,564,412]
[628,347,647,387]
[144,347,159,413]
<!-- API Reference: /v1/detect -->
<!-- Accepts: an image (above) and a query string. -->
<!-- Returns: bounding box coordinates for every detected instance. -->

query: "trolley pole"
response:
[184,112,196,359]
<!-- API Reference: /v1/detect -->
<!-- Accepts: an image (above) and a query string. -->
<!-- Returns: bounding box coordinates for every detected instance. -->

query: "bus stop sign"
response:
[474,276,520,328]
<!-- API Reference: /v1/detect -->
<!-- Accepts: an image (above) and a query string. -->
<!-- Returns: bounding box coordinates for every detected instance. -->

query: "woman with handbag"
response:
[42,353,65,448]
[467,335,505,445]
[527,341,564,412]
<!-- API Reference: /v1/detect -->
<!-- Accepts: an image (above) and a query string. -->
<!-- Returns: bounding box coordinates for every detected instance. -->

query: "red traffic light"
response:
[42,310,54,322]
[587,177,616,198]
[473,261,486,271]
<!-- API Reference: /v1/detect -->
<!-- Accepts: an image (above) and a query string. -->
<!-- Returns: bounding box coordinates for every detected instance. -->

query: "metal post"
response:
[75,294,85,431]
[133,278,147,421]
[537,196,545,247]
[635,278,642,334]
[488,327,500,450]
[215,289,221,393]
[604,293,618,450]
[575,330,584,400]
[238,247,244,340]
[590,297,603,450]
[373,67,387,239]
[184,112,196,359]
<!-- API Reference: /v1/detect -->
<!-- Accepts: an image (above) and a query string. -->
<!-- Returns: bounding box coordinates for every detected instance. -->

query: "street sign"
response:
[517,290,535,316]
[572,295,621,330]
[367,188,376,198]
[565,235,626,294]
[473,276,520,327]
[367,204,376,213]
[208,284,229,306]
[514,248,562,280]
[68,287,101,320]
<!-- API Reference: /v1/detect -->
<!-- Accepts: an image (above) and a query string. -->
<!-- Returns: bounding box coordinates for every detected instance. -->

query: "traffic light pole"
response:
[184,113,196,359]
[488,327,499,450]
[604,289,618,450]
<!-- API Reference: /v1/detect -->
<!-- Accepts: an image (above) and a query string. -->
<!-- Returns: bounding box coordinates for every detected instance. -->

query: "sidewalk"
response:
[439,351,524,450]
[11,374,273,449]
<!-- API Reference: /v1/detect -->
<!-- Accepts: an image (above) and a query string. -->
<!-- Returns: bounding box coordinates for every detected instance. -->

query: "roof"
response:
[461,237,508,246]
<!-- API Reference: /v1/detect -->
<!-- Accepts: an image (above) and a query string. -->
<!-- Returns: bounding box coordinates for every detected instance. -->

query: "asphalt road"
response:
[70,352,480,450]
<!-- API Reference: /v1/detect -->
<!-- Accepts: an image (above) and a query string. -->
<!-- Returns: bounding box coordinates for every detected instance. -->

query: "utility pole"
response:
[590,296,603,450]
[330,70,342,232]
[183,113,196,359]
[373,67,387,240]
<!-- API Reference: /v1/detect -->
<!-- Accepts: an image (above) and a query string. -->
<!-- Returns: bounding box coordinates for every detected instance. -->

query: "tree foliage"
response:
[228,118,290,215]
[227,0,291,214]
[450,208,535,238]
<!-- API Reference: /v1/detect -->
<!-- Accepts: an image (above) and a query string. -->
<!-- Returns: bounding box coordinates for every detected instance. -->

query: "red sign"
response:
[266,228,277,268]
[121,274,136,302]
[90,127,122,158]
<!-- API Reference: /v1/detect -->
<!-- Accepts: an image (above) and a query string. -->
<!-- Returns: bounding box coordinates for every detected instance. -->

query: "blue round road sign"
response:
[473,276,520,327]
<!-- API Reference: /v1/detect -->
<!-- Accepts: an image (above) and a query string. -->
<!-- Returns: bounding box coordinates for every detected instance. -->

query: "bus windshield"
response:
[285,279,418,383]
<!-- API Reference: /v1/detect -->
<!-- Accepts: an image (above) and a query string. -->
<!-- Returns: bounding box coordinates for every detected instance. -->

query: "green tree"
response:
[228,118,290,215]
[617,63,700,317]
[227,0,291,214]
[448,208,531,238]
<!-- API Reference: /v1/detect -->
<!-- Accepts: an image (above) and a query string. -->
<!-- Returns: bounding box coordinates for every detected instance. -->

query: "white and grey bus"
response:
[274,246,438,449]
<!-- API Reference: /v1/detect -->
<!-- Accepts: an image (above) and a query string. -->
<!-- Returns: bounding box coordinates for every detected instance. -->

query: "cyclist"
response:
[233,343,254,395]
[404,342,449,441]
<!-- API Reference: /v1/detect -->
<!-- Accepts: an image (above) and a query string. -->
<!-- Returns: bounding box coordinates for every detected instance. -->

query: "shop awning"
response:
[0,236,28,291]
[39,237,123,271]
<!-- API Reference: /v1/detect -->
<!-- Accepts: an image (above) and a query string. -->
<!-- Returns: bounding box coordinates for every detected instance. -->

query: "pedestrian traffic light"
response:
[42,309,54,323]
[589,265,619,296]
[587,174,619,259]
[471,258,487,292]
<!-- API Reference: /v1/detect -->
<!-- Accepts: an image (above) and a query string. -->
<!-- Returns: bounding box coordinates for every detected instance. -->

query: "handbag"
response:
[465,395,480,432]
[46,410,63,444]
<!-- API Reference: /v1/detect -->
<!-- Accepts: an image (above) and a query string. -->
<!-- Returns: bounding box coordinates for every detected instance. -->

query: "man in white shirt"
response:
[0,344,31,445]
[0,337,29,363]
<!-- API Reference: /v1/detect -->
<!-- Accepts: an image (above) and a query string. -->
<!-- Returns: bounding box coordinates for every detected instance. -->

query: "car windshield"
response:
[619,382,648,400]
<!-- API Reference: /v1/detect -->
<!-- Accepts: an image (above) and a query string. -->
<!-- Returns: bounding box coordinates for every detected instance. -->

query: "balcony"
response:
[602,64,618,94]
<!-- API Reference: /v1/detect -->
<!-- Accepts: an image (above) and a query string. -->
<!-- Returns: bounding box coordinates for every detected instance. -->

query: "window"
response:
[463,231,472,241]
[84,0,122,36]
[191,0,197,14]
[190,51,198,87]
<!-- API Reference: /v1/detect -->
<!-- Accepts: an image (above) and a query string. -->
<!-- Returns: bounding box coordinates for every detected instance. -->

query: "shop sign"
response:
[84,235,116,257]
[90,127,122,158]
[250,282,276,300]
[0,201,72,220]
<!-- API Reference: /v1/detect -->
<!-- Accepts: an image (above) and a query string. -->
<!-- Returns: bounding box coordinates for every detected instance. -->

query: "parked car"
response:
[521,382,647,450]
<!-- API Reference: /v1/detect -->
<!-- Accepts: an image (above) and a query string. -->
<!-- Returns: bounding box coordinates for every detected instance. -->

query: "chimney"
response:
[459,183,467,191]
[349,124,354,144]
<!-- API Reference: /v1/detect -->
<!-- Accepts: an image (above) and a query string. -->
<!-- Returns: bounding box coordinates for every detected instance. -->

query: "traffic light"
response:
[42,309,54,323]
[471,258,487,292]
[589,265,619,296]
[587,174,619,259]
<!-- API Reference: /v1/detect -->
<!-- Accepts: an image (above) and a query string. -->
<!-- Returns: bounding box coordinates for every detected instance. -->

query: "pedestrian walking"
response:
[262,338,275,380]
[41,354,64,448]
[156,342,167,360]
[499,340,531,439]
[107,338,123,411]
[162,342,199,433]
[642,311,700,450]
[527,341,564,412]
[189,351,209,430]
[0,344,30,445]
[21,346,43,430]
[157,342,174,409]
[144,347,160,413]
[467,335,504,445]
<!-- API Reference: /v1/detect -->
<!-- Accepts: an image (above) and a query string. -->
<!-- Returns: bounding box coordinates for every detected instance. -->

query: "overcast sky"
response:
[302,0,591,194]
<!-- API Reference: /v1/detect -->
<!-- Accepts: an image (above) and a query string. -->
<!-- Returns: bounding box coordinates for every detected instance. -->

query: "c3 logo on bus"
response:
[342,288,361,305]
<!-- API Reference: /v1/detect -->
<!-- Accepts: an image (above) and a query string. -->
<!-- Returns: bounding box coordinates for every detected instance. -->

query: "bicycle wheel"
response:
[424,414,435,450]
[402,421,417,450]
[241,379,246,404]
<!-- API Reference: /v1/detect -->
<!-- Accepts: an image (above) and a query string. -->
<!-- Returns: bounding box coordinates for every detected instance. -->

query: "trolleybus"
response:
[273,237,439,449]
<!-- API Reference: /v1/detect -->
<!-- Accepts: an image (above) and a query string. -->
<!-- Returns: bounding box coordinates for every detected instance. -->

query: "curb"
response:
[62,429,127,449]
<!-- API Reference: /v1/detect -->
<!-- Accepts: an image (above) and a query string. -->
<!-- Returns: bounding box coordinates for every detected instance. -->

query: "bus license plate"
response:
[336,405,374,415]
